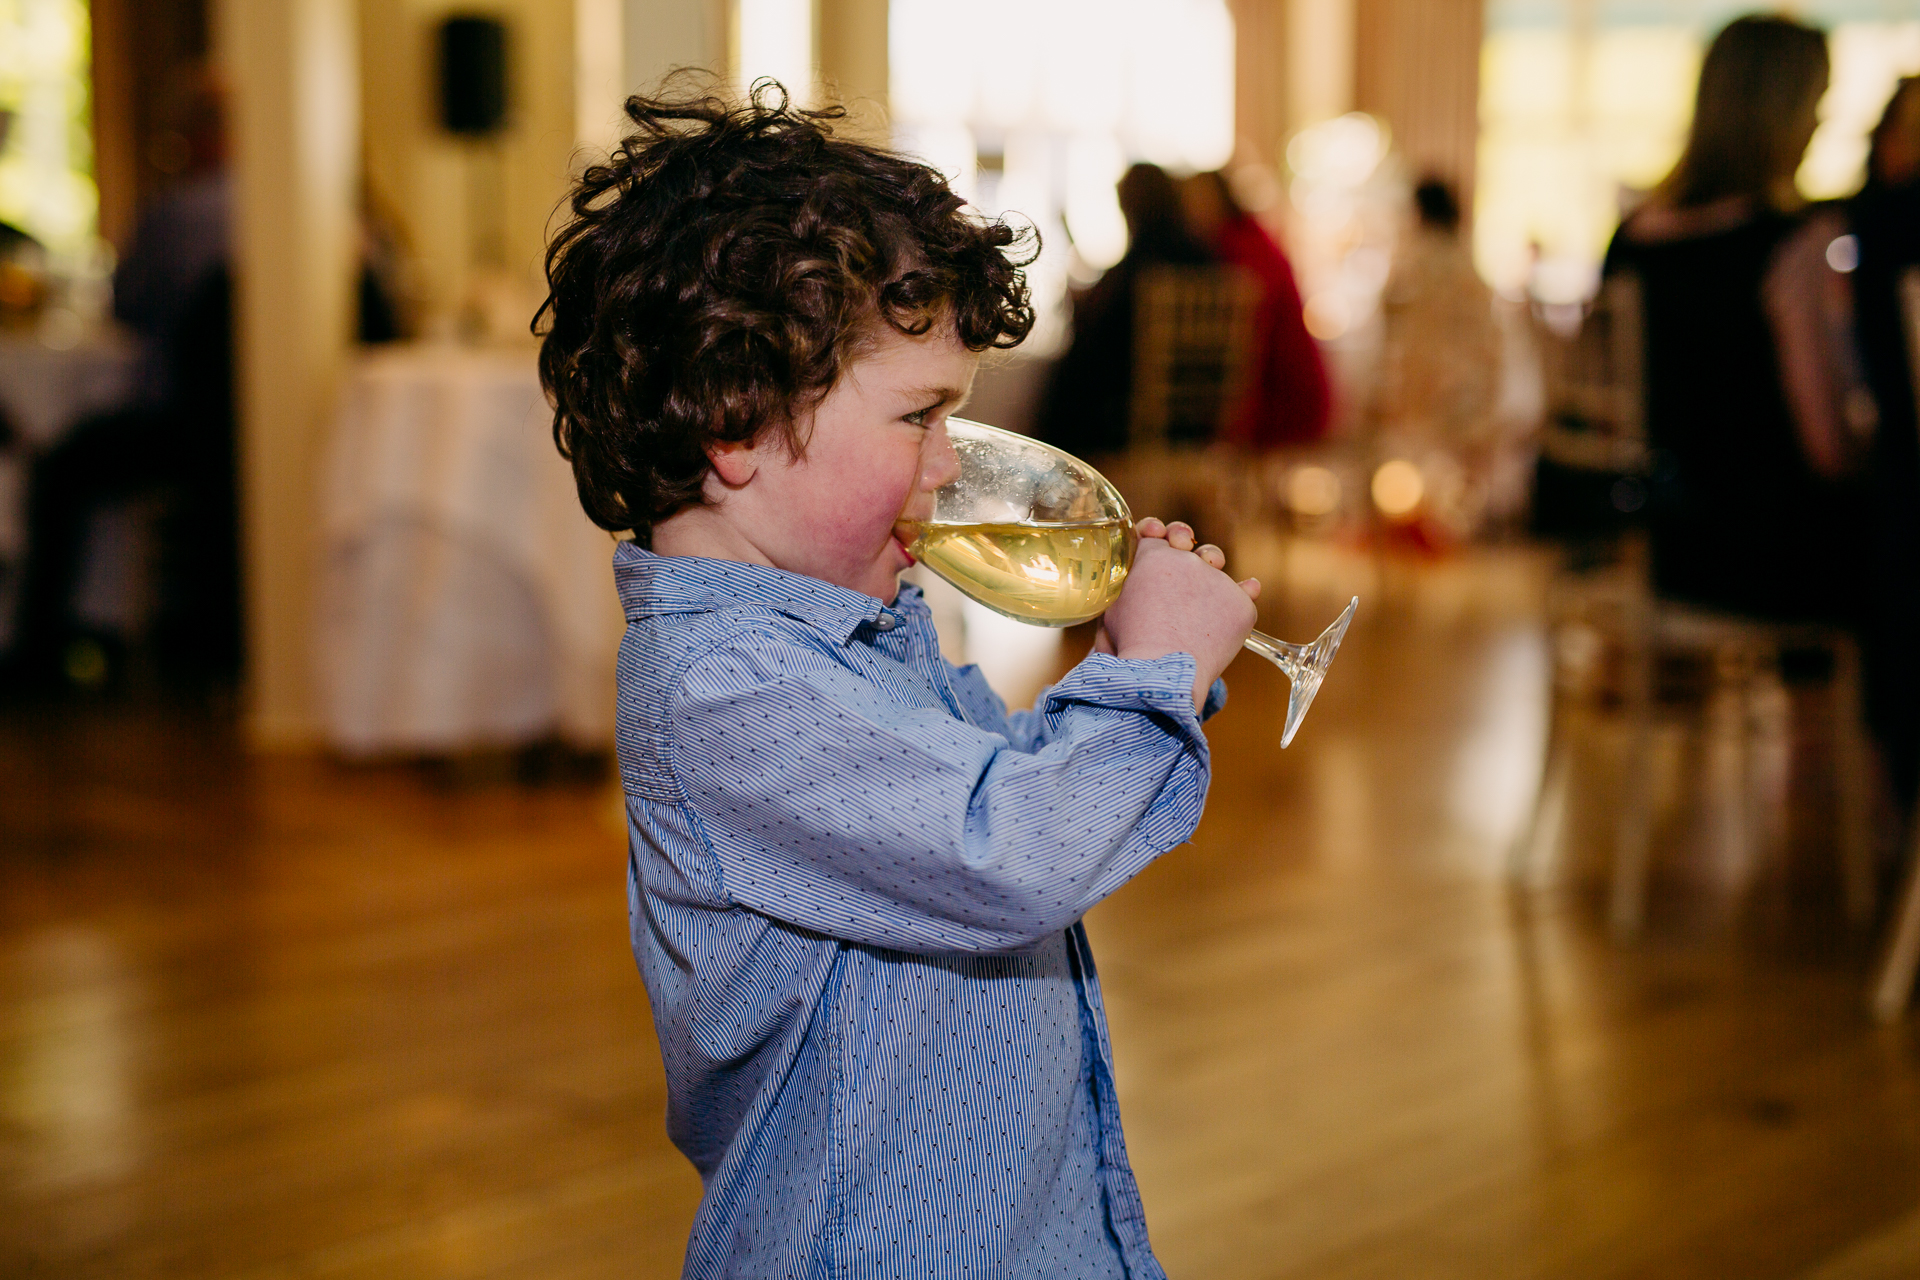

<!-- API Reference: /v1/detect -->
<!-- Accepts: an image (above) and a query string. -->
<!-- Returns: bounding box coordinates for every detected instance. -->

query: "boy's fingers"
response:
[1166,522,1196,552]
[1240,576,1262,600]
[1135,516,1167,538]
[1197,543,1225,570]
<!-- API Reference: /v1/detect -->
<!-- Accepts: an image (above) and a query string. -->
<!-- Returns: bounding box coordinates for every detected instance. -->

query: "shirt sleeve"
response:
[1001,674,1227,752]
[669,631,1214,954]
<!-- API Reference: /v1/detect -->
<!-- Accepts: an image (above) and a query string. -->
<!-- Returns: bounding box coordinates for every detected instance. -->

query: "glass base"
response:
[1243,597,1358,748]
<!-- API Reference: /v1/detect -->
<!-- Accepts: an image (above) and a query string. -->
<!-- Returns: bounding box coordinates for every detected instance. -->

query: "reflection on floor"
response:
[4,542,1920,1279]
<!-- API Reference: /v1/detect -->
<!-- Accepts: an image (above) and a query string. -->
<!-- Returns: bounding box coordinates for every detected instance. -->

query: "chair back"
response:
[1130,264,1260,449]
[1537,271,1647,474]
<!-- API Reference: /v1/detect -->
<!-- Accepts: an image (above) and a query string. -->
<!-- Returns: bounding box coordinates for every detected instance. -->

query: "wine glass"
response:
[905,418,1357,748]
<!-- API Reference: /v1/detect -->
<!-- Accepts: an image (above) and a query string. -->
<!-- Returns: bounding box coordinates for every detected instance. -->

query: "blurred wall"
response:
[818,0,887,138]
[1228,0,1482,222]
[1230,0,1291,167]
[1354,0,1482,212]
[359,1,580,334]
[1227,0,1359,169]
[624,0,727,98]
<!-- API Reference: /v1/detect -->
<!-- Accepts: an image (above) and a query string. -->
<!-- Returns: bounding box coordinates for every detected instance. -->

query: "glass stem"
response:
[1241,630,1305,681]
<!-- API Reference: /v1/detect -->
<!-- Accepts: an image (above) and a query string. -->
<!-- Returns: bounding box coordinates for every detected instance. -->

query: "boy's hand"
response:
[1095,518,1260,709]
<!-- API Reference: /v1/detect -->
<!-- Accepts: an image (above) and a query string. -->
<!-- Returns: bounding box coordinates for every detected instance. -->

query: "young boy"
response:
[539,85,1259,1278]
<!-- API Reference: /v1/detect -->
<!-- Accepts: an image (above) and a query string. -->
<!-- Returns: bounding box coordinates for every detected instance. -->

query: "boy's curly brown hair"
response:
[537,80,1038,542]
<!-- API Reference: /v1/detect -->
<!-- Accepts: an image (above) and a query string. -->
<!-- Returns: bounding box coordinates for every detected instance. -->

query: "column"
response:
[216,0,359,746]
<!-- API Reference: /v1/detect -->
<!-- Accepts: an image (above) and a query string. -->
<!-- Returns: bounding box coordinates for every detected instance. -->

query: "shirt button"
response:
[872,614,898,632]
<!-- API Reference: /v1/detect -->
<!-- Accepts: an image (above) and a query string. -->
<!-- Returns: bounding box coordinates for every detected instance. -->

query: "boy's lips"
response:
[892,519,925,566]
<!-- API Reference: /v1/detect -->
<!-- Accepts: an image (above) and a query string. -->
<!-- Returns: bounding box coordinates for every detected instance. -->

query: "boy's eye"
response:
[904,407,936,427]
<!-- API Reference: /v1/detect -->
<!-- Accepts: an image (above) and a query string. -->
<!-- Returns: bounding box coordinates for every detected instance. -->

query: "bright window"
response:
[0,0,94,259]
[890,0,1234,348]
[1476,1,1920,300]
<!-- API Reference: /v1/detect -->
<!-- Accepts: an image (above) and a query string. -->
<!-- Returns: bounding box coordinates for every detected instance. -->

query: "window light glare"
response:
[1062,136,1129,270]
[888,0,1234,347]
[1285,113,1386,189]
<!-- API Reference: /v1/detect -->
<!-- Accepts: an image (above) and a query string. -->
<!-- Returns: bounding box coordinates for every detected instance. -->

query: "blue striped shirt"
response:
[613,543,1222,1279]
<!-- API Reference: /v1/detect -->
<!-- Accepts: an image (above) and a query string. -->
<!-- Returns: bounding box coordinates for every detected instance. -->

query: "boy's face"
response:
[714,324,977,602]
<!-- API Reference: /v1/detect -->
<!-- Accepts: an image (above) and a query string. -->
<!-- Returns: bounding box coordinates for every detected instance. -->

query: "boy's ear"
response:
[707,438,759,487]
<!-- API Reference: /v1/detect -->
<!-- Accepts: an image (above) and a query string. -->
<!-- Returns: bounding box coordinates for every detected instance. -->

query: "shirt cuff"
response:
[1200,677,1228,722]
[1044,651,1206,725]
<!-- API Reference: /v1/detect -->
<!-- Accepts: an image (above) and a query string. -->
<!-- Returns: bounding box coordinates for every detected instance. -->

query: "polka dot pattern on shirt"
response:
[613,545,1217,1279]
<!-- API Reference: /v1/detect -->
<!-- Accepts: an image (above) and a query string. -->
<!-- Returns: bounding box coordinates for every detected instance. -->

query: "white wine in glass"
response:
[911,519,1133,627]
[905,419,1357,748]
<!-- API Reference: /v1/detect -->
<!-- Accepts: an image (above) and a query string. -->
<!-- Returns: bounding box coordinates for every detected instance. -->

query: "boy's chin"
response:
[836,537,914,602]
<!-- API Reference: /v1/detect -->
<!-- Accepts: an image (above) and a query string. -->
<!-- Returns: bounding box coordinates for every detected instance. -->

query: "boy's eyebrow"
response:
[903,384,970,408]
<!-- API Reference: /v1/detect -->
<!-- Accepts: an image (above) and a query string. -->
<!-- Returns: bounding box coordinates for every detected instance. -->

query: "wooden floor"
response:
[5,542,1920,1278]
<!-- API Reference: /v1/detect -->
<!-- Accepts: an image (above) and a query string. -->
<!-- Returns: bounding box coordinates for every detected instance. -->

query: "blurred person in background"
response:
[111,65,232,407]
[8,66,409,694]
[1373,176,1503,539]
[8,65,238,691]
[1035,161,1212,458]
[1602,14,1869,627]
[1848,77,1920,813]
[1178,169,1332,448]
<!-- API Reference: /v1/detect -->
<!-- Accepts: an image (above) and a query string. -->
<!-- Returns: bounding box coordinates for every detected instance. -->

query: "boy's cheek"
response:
[846,477,916,538]
[815,493,901,562]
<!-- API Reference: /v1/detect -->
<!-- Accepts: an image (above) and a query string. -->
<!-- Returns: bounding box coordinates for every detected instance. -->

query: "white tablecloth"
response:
[0,327,141,448]
[0,328,142,651]
[317,344,624,754]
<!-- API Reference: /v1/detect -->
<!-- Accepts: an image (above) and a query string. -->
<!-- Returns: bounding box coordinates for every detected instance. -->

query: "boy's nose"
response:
[922,425,961,491]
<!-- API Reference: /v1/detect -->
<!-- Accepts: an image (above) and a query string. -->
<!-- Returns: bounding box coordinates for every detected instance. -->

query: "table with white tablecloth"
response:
[317,343,624,755]
[0,328,142,651]
[0,326,142,450]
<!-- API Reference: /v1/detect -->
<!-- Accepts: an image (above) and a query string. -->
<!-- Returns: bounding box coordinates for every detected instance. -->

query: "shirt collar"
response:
[613,542,927,643]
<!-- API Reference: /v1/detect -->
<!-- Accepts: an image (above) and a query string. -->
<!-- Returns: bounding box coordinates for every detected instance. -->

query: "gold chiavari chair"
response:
[1107,264,1261,537]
